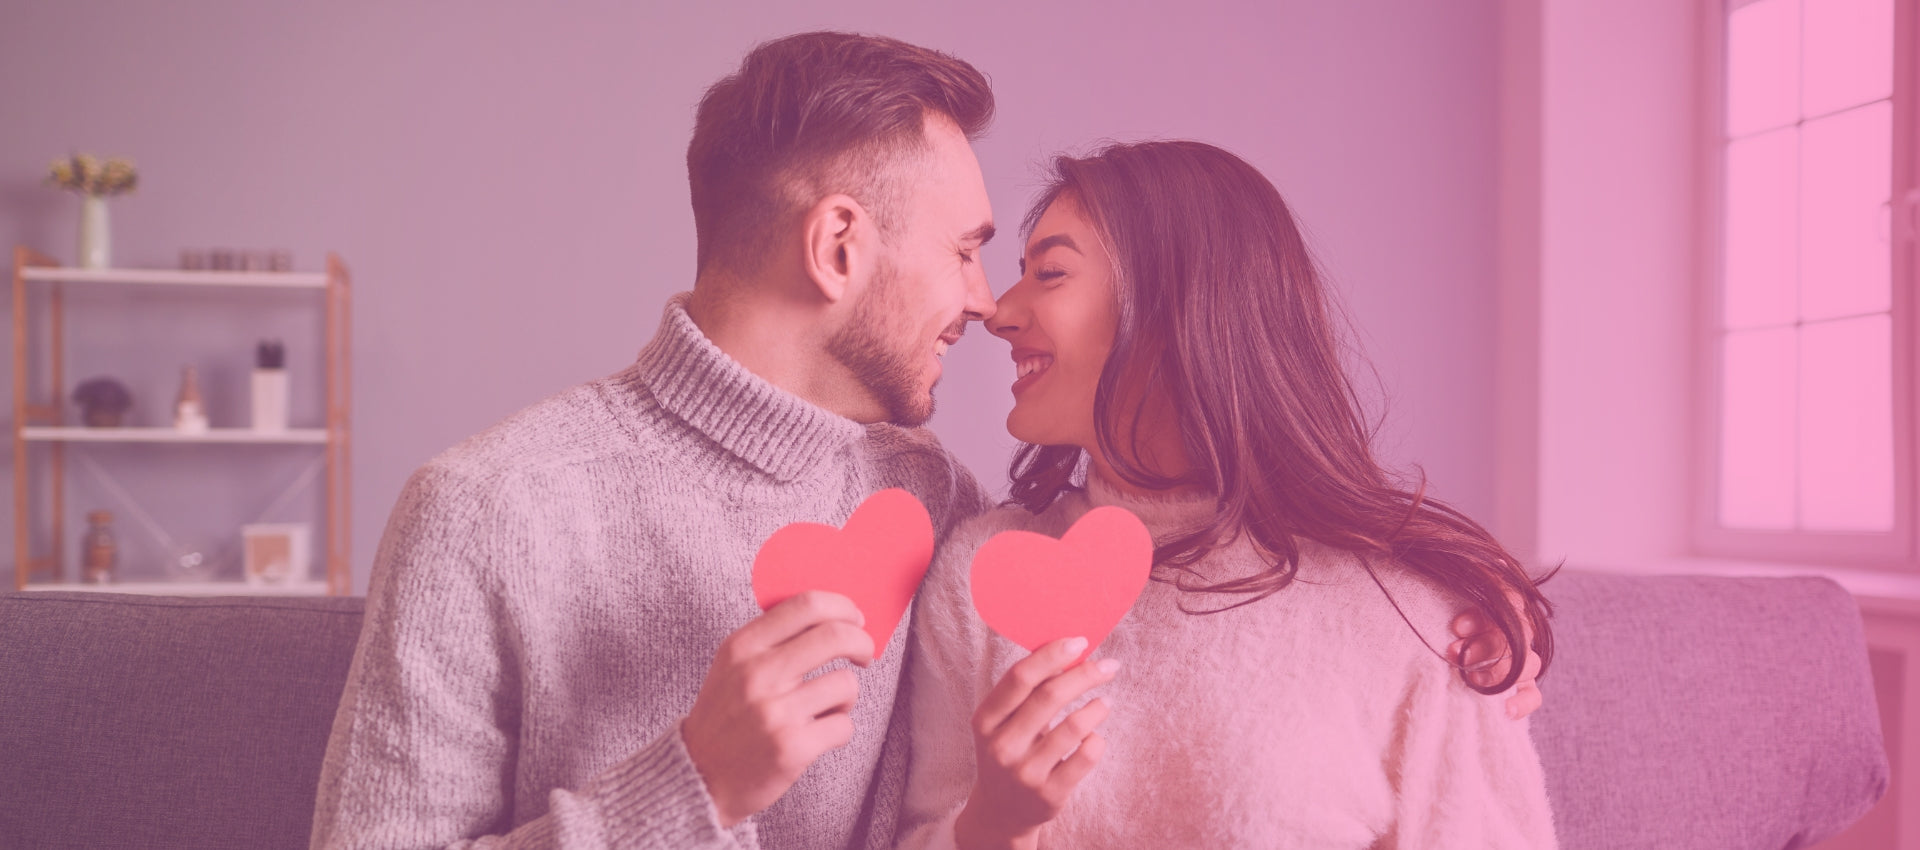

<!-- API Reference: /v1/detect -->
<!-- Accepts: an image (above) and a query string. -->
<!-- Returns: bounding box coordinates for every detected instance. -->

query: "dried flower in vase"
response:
[45,153,138,197]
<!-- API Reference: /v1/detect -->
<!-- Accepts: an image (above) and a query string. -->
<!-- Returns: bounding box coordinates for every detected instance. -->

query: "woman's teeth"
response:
[1016,356,1053,379]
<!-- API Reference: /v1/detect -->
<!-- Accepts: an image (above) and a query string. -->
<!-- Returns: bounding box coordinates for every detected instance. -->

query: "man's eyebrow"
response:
[1026,233,1081,257]
[963,222,997,245]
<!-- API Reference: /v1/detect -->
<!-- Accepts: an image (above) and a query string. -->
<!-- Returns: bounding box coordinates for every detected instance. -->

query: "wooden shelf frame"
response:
[9,248,353,595]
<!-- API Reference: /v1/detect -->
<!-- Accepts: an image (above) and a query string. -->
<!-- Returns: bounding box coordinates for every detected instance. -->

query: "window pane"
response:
[1721,327,1798,529]
[1725,128,1800,329]
[1800,101,1893,320]
[1798,315,1894,530]
[1728,0,1802,137]
[1802,0,1894,117]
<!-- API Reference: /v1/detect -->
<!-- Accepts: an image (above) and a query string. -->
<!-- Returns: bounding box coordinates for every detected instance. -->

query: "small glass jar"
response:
[81,511,117,584]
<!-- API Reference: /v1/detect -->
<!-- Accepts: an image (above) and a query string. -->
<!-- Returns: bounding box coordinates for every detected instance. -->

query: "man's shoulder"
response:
[861,424,991,526]
[427,369,651,481]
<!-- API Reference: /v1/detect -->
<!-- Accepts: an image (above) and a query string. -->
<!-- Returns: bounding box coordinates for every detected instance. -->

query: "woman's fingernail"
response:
[1064,636,1089,656]
[1097,658,1121,675]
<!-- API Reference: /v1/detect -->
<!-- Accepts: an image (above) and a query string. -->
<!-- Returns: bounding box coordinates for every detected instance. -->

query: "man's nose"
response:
[963,266,997,323]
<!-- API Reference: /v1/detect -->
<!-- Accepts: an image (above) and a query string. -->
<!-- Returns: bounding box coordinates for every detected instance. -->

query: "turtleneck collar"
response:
[629,292,867,482]
[1082,470,1219,538]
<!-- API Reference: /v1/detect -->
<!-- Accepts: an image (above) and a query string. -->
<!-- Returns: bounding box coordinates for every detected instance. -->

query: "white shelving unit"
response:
[19,266,328,289]
[22,427,331,444]
[17,580,330,597]
[10,247,354,596]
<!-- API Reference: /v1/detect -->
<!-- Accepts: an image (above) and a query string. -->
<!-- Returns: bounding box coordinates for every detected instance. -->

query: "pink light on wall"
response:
[1717,0,1897,533]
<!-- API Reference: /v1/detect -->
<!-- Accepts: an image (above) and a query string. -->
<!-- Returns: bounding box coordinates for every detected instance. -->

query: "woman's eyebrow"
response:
[1025,233,1082,258]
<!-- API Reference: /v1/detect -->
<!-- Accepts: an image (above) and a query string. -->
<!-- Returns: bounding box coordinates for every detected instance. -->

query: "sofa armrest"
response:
[1531,571,1887,850]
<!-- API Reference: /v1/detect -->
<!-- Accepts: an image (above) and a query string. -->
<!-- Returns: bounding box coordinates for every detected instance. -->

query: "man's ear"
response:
[801,193,871,304]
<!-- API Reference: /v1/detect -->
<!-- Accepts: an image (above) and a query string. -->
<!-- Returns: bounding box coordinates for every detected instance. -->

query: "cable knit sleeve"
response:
[310,463,751,850]
[893,515,1003,850]
[1383,654,1559,850]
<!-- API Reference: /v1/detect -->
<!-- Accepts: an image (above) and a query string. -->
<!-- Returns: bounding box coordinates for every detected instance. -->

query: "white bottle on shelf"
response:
[251,340,289,432]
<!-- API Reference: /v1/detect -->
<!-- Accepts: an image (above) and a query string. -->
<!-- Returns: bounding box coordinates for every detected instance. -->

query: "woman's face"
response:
[988,194,1119,450]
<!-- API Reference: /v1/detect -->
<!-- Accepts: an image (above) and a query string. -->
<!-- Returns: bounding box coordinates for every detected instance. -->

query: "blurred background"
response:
[0,1,1909,580]
[0,0,1530,589]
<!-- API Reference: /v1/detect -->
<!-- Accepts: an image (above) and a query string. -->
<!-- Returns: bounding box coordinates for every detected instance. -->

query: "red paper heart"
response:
[751,488,934,658]
[969,506,1153,663]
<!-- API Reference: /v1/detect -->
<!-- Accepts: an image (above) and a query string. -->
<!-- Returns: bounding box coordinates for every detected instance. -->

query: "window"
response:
[1703,0,1916,565]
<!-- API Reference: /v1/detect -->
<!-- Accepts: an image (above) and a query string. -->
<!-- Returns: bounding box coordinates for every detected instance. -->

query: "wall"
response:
[1,0,1505,593]
[1499,0,1701,570]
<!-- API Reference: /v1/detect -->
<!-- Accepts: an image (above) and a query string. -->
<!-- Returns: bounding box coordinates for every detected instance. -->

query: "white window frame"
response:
[1693,0,1920,569]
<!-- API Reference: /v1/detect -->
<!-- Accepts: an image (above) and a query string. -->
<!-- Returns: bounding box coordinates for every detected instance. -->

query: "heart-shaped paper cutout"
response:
[751,488,934,658]
[969,505,1153,664]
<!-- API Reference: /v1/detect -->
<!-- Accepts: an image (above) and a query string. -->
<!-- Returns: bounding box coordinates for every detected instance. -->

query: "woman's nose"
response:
[987,308,1019,338]
[988,288,1025,337]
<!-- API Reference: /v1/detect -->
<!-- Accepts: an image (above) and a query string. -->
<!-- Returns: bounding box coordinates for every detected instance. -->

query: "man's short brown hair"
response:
[687,32,994,276]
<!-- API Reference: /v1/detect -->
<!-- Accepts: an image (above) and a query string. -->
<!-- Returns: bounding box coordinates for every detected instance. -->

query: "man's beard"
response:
[826,259,937,427]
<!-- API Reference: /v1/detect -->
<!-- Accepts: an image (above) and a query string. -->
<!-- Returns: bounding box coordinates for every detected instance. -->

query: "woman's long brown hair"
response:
[1006,140,1554,694]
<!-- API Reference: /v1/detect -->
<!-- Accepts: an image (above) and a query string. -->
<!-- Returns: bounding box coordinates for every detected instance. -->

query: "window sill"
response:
[1563,557,1920,616]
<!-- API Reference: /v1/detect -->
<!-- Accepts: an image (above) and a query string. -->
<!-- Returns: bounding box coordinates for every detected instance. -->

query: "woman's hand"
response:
[1448,589,1543,720]
[953,636,1118,850]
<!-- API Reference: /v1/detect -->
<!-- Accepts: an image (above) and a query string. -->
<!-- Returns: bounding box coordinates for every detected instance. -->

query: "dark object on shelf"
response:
[256,339,286,370]
[71,377,132,427]
[81,511,116,584]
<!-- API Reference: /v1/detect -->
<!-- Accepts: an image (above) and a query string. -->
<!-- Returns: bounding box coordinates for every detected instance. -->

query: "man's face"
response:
[827,114,997,427]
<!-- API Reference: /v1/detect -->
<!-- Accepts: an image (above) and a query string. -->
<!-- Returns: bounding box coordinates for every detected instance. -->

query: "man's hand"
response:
[682,591,876,827]
[1447,590,1543,720]
[954,637,1116,850]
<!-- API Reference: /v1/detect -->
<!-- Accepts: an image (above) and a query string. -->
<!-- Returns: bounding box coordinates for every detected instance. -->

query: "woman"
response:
[896,140,1557,849]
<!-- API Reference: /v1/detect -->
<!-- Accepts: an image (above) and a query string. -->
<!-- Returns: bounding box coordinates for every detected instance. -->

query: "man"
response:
[313,32,998,850]
[312,30,1539,850]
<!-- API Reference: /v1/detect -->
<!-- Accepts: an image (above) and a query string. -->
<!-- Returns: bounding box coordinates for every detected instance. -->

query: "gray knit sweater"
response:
[311,294,988,850]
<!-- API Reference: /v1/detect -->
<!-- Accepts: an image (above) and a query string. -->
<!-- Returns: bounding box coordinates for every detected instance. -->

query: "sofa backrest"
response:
[0,573,1892,849]
[0,591,365,850]
[1530,571,1888,850]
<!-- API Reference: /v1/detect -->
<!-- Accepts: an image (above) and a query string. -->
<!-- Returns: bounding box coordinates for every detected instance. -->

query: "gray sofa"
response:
[0,571,1888,849]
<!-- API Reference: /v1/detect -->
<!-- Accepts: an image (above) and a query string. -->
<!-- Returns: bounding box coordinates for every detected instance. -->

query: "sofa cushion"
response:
[1531,571,1888,850]
[0,591,365,850]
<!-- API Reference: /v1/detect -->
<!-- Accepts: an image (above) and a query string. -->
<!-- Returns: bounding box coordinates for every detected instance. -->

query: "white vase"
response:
[78,194,110,269]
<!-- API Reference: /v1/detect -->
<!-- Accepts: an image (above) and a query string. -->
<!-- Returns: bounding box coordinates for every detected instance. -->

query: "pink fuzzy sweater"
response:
[895,476,1558,849]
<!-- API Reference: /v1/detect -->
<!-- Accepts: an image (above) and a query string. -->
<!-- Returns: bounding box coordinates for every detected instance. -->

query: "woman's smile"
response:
[1010,347,1055,394]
